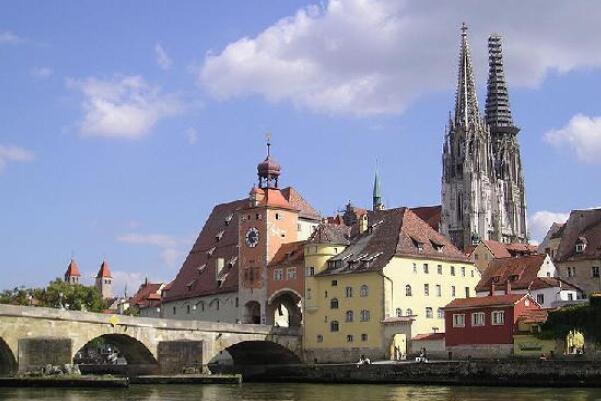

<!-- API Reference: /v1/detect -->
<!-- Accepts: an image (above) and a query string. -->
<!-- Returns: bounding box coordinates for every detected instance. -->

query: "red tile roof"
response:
[556,208,601,262]
[308,222,350,245]
[280,187,321,220]
[64,259,81,277]
[269,241,305,267]
[410,205,442,232]
[319,207,468,276]
[413,332,445,341]
[130,282,163,307]
[163,198,246,302]
[444,294,526,309]
[475,254,548,292]
[96,260,112,278]
[517,309,549,325]
[483,240,512,258]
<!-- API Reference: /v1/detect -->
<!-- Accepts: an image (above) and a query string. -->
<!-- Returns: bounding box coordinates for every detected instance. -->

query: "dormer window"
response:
[225,214,233,226]
[492,275,501,283]
[197,264,207,274]
[509,274,519,282]
[228,256,238,267]
[207,247,216,257]
[576,243,585,253]
[216,230,224,242]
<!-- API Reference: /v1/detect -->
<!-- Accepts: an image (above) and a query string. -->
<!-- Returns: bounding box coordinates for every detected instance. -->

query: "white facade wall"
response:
[161,292,240,323]
[297,218,319,241]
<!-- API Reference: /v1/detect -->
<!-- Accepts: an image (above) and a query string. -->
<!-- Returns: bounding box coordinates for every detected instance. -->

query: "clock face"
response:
[245,227,260,248]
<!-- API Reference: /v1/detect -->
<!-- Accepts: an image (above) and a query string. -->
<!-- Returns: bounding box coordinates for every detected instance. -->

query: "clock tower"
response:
[238,138,301,324]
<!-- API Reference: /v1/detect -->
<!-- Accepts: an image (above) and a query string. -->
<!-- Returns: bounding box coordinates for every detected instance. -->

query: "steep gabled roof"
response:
[162,199,246,302]
[475,254,547,292]
[269,241,305,267]
[64,259,81,277]
[482,240,511,258]
[556,208,601,262]
[411,205,442,232]
[280,187,320,220]
[308,222,350,246]
[130,282,163,307]
[318,207,467,276]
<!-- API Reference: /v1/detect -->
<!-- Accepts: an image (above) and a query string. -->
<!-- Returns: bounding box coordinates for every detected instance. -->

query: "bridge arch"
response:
[0,337,17,376]
[208,339,301,372]
[74,333,158,366]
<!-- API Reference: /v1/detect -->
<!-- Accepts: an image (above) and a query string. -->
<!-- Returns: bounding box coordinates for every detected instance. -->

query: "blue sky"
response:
[1,1,600,295]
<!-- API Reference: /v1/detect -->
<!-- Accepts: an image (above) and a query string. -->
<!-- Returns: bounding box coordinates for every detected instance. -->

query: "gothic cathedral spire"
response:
[454,22,481,129]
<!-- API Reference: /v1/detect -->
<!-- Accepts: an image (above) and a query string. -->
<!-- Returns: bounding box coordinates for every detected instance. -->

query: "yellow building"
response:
[303,207,480,363]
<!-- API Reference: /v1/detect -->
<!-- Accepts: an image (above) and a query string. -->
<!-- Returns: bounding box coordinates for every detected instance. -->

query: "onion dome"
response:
[257,135,281,188]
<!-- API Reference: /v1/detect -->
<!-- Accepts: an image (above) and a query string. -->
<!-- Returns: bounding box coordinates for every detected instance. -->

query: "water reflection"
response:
[0,384,600,401]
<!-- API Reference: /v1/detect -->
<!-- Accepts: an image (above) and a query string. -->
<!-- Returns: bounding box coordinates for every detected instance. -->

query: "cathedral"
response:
[441,24,528,251]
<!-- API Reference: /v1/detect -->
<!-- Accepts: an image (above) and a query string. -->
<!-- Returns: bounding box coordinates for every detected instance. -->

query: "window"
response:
[360,285,369,297]
[287,267,297,279]
[330,298,339,309]
[472,312,485,326]
[412,263,417,273]
[593,266,600,278]
[474,253,479,260]
[437,265,443,275]
[325,290,328,298]
[465,287,470,298]
[471,270,475,277]
[173,306,176,315]
[347,334,354,343]
[536,294,545,305]
[396,308,402,317]
[576,243,585,253]
[360,310,370,322]
[346,310,354,322]
[306,288,312,300]
[275,213,280,220]
[345,286,353,298]
[437,308,444,319]
[492,311,504,325]
[331,280,338,286]
[461,266,466,276]
[424,283,430,296]
[425,307,433,319]
[451,286,456,297]
[187,305,191,314]
[450,266,456,276]
[567,267,575,277]
[297,223,302,232]
[317,335,323,343]
[406,308,413,316]
[273,268,283,281]
[423,264,429,274]
[568,293,574,301]
[453,314,465,327]
[405,284,412,296]
[305,266,315,276]
[361,333,368,341]
[330,321,339,332]
[235,297,239,307]
[215,300,220,311]
[436,284,441,297]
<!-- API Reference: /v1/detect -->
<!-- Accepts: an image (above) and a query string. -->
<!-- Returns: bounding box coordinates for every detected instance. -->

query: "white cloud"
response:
[185,127,198,144]
[544,114,601,164]
[112,270,145,297]
[117,232,184,269]
[529,210,570,242]
[68,75,182,139]
[0,144,35,172]
[200,0,601,115]
[155,43,173,70]
[0,31,24,45]
[31,67,53,79]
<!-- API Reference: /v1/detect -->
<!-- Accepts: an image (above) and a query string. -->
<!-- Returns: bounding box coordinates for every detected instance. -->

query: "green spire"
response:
[373,170,383,211]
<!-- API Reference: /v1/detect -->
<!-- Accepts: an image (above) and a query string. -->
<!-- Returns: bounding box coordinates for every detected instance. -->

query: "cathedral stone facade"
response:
[441,24,527,251]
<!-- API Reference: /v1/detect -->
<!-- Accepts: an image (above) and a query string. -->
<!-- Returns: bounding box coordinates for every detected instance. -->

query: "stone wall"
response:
[18,337,72,373]
[158,340,203,374]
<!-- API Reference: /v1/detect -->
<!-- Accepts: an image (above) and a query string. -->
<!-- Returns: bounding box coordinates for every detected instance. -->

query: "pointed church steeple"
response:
[454,23,481,128]
[372,170,384,211]
[485,34,519,135]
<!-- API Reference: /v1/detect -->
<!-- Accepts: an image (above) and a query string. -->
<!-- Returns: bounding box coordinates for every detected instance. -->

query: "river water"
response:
[1,384,600,401]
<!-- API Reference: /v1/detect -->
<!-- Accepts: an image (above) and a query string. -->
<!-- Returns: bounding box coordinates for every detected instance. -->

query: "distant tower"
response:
[64,258,81,285]
[485,34,528,243]
[373,170,384,211]
[95,260,113,299]
[441,23,494,250]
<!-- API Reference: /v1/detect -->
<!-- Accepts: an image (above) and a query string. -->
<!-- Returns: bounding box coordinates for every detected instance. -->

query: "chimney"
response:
[490,282,496,296]
[505,280,512,295]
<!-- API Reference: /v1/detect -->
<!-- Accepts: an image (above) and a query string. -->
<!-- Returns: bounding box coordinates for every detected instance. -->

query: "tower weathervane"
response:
[265,132,272,157]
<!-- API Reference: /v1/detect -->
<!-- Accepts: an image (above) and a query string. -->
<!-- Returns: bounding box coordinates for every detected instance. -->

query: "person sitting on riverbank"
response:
[356,354,371,367]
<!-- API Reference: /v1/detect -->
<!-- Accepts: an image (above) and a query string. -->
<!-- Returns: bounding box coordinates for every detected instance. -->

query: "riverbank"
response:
[227,359,601,387]
[131,374,241,384]
[0,375,129,388]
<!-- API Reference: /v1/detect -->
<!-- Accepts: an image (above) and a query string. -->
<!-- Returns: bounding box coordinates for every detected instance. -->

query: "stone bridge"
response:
[0,304,301,375]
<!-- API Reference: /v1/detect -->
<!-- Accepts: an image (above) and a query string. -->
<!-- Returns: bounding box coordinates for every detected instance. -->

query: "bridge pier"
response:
[17,337,72,373]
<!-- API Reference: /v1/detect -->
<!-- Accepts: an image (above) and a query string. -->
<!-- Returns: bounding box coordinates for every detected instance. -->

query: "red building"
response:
[443,294,541,357]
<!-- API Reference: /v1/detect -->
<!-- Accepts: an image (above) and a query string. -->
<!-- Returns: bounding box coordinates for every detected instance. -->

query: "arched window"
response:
[396,308,402,317]
[360,309,370,322]
[406,308,413,316]
[330,320,339,332]
[437,308,444,319]
[346,310,354,322]
[405,285,412,296]
[360,285,369,297]
[330,298,339,309]
[426,307,433,319]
